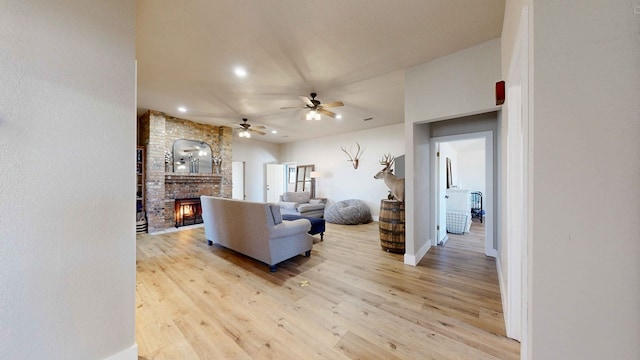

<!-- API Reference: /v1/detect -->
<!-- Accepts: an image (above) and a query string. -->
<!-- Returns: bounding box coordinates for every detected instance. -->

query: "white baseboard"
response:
[103,344,138,360]
[404,239,431,266]
[148,223,204,235]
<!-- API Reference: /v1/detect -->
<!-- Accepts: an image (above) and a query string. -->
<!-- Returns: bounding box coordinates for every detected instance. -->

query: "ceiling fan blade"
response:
[318,108,336,118]
[253,125,266,129]
[299,95,314,107]
[249,128,266,135]
[320,101,344,108]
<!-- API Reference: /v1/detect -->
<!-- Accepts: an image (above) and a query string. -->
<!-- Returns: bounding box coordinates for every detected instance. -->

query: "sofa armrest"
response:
[278,201,298,210]
[270,219,311,238]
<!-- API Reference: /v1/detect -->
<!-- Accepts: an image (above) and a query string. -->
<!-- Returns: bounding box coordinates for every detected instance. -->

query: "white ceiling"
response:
[136,0,505,143]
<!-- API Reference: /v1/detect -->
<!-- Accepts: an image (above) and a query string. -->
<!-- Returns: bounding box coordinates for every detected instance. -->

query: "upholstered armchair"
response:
[278,191,326,218]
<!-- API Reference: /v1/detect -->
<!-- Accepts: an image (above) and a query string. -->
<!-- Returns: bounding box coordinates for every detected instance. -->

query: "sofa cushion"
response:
[283,191,310,203]
[279,201,298,210]
[269,204,283,225]
[296,203,326,212]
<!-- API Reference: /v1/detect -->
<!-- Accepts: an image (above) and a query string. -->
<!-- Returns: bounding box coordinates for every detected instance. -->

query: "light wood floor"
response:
[136,221,519,360]
[444,219,486,254]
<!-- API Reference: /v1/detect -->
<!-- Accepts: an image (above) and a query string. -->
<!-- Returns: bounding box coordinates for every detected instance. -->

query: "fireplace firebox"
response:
[174,198,203,228]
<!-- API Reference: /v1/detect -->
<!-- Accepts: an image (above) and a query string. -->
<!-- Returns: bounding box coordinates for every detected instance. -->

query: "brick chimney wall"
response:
[138,110,232,233]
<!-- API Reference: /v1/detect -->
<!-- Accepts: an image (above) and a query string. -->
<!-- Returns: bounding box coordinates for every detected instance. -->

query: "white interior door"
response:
[265,164,284,203]
[437,146,448,244]
[232,161,245,200]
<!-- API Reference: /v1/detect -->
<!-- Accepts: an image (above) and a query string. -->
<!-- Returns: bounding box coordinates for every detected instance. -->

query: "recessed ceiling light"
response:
[271,130,277,134]
[234,67,247,78]
[178,107,187,112]
[336,114,342,119]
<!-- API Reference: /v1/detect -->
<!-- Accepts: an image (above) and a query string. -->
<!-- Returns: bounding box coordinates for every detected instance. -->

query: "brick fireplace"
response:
[138,110,232,233]
[163,173,221,229]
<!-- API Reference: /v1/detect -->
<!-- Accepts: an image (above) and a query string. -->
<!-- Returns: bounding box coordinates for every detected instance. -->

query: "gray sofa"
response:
[278,191,326,218]
[200,196,313,272]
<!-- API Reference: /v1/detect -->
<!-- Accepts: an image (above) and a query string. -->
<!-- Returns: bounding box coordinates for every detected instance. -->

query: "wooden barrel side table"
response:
[379,200,405,254]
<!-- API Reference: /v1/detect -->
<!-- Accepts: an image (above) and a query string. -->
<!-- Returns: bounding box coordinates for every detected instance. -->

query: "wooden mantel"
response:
[164,173,222,184]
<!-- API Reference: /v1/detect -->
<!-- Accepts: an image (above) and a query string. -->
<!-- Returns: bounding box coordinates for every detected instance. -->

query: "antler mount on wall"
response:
[341,142,362,169]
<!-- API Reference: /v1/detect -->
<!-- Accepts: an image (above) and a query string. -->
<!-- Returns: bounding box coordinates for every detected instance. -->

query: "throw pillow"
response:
[269,204,283,225]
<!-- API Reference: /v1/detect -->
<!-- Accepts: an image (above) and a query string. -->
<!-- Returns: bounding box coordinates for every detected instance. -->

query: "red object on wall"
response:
[496,80,505,105]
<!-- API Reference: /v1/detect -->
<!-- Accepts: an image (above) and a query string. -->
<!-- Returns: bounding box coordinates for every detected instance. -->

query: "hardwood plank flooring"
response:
[443,218,486,253]
[136,221,519,359]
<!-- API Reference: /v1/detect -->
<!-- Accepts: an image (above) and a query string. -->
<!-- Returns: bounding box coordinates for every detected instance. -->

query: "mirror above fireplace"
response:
[172,139,213,174]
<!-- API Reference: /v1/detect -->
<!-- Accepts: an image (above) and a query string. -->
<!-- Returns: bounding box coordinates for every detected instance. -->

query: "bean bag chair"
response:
[325,199,372,225]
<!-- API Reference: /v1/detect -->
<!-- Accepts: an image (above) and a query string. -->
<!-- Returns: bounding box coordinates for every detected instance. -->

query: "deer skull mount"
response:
[341,142,362,169]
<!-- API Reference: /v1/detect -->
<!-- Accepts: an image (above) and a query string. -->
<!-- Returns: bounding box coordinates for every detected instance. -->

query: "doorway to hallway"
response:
[432,132,495,257]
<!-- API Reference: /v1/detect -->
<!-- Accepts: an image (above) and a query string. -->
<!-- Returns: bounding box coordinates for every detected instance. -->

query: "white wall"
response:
[0,1,136,360]
[405,39,502,124]
[457,149,485,194]
[232,137,281,202]
[404,39,501,266]
[405,122,432,264]
[281,123,404,219]
[527,1,640,359]
[439,142,458,186]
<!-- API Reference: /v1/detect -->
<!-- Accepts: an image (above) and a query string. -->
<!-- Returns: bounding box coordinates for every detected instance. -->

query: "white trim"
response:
[413,107,503,125]
[148,223,204,235]
[502,5,529,346]
[430,131,495,257]
[404,239,431,266]
[496,256,508,327]
[430,139,439,247]
[103,344,138,360]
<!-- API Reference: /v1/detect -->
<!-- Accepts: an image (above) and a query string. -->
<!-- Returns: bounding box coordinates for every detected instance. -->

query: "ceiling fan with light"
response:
[237,118,265,138]
[280,92,344,120]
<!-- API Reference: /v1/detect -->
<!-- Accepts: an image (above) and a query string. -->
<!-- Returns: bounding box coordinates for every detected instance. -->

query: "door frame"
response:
[503,4,530,346]
[435,143,448,246]
[430,131,495,257]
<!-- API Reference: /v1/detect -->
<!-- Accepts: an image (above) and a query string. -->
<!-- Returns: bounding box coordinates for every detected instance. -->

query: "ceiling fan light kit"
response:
[282,92,344,121]
[237,118,265,138]
[306,110,321,121]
